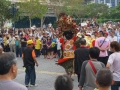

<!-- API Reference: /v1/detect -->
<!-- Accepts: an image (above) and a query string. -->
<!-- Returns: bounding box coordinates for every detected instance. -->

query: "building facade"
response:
[94,0,120,7]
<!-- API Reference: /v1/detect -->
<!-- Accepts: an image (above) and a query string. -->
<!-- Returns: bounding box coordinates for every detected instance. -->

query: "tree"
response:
[84,3,109,18]
[19,0,48,27]
[98,2,120,22]
[46,0,84,23]
[65,3,109,22]
[107,2,120,21]
[0,0,11,28]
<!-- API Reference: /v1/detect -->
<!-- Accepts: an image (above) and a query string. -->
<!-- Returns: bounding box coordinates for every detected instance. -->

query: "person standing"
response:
[106,41,120,90]
[9,34,16,52]
[108,30,117,43]
[95,31,110,65]
[74,38,89,82]
[52,35,57,58]
[35,37,42,57]
[108,30,117,55]
[46,36,52,59]
[15,36,22,57]
[38,33,43,40]
[22,40,39,87]
[78,47,105,90]
[42,36,47,58]
[4,36,9,52]
[56,36,61,59]
[20,34,27,53]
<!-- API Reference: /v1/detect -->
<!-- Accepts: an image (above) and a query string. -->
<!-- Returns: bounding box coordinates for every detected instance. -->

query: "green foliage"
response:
[0,0,12,27]
[19,0,48,19]
[99,2,120,22]
[59,3,109,22]
[83,3,109,18]
[0,0,11,19]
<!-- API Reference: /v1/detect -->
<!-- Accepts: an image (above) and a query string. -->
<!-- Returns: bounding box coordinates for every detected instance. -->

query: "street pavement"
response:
[15,56,78,90]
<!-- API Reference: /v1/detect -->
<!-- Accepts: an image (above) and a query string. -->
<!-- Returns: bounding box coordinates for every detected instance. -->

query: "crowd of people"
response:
[0,20,120,90]
[0,26,61,59]
[0,20,120,60]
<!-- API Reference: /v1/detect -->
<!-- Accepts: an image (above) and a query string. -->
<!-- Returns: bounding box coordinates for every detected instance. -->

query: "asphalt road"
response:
[14,56,78,90]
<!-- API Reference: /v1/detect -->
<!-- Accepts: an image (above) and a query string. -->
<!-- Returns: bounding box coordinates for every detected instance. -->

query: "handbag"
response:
[88,60,97,74]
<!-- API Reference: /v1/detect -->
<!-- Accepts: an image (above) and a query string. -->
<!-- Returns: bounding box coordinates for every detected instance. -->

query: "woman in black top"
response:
[42,36,47,58]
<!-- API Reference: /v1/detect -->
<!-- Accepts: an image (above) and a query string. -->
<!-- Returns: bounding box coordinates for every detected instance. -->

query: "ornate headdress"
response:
[58,13,77,34]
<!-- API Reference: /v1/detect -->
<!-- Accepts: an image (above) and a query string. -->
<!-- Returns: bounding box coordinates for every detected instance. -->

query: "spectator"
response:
[22,40,38,87]
[95,68,114,90]
[9,34,16,52]
[56,36,61,59]
[4,36,9,52]
[78,47,105,90]
[108,30,117,42]
[74,38,90,82]
[106,41,120,90]
[108,30,117,55]
[25,33,29,40]
[54,75,73,90]
[0,52,27,90]
[95,31,110,65]
[46,36,52,59]
[15,36,22,57]
[52,35,57,58]
[35,37,42,57]
[42,36,47,58]
[38,32,43,40]
[20,34,27,53]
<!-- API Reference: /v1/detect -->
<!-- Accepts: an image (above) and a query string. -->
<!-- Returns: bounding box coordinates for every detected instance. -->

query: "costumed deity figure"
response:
[57,13,77,77]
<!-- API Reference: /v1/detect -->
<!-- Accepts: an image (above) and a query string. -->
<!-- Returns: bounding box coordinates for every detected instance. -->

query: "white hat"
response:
[86,33,91,36]
[31,25,36,30]
[77,32,81,37]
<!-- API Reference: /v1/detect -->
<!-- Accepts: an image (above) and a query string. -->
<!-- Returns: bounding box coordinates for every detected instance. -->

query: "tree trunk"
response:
[41,17,43,29]
[41,17,46,29]
[29,17,32,28]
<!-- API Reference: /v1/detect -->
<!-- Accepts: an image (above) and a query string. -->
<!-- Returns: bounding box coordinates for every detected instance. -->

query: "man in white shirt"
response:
[49,30,53,38]
[38,33,43,40]
[108,30,117,42]
[107,30,117,55]
[9,34,16,52]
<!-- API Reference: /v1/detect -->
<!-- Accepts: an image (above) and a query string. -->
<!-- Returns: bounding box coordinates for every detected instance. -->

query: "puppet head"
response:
[58,13,77,40]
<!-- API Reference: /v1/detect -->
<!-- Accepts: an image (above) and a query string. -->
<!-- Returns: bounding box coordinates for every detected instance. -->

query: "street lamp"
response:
[8,1,20,34]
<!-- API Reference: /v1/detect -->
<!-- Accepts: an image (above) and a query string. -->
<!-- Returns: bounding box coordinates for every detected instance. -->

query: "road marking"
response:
[18,69,65,75]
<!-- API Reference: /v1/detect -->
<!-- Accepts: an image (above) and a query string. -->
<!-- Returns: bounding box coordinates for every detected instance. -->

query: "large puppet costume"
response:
[57,14,77,77]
